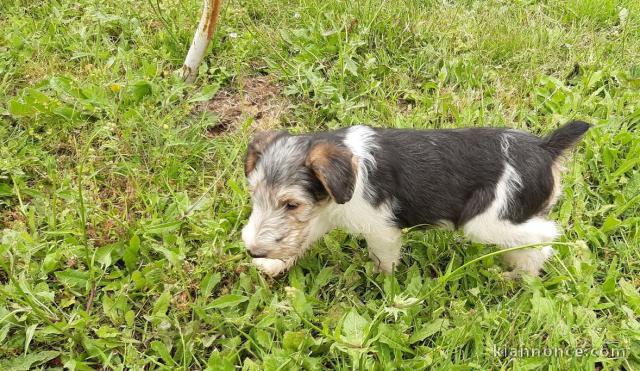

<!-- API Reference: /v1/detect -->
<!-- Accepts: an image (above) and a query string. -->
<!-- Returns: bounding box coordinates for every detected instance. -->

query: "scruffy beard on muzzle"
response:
[247,223,315,277]
[262,223,313,261]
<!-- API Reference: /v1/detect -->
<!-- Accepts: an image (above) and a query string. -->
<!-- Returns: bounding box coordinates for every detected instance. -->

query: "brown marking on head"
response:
[245,131,282,176]
[541,158,566,214]
[305,141,356,204]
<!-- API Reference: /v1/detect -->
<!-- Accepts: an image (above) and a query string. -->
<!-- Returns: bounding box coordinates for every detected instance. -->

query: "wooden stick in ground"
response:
[181,0,222,83]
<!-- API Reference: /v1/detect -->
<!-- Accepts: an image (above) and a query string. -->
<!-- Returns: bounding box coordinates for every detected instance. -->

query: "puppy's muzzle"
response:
[243,238,268,258]
[241,225,267,257]
[247,249,267,258]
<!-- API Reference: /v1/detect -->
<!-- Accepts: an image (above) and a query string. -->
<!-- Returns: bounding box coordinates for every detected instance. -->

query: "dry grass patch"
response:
[196,75,289,136]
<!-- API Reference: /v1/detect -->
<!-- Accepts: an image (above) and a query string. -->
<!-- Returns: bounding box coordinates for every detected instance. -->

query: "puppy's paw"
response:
[252,258,288,277]
[368,252,397,275]
[540,245,555,259]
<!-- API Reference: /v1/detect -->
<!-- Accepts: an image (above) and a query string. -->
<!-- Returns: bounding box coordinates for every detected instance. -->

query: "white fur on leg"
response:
[365,228,402,274]
[465,216,560,248]
[322,125,402,273]
[252,258,295,277]
[465,211,559,277]
[502,245,555,278]
[463,163,560,277]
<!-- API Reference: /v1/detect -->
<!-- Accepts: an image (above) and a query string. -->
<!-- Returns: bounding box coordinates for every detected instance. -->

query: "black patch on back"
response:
[365,127,559,228]
[500,131,556,223]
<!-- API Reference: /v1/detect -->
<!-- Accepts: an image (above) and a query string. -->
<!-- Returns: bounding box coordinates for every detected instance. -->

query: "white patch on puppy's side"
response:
[463,163,559,276]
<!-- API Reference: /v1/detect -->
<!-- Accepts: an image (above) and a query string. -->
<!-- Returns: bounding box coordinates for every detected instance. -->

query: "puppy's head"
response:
[241,131,356,259]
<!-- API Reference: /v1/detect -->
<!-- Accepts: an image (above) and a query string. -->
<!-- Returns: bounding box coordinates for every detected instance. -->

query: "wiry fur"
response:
[242,121,590,277]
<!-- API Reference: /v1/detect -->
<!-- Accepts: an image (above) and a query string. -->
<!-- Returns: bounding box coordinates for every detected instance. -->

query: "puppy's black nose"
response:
[248,250,267,258]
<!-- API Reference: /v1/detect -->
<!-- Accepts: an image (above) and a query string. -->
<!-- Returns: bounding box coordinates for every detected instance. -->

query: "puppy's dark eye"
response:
[284,202,299,211]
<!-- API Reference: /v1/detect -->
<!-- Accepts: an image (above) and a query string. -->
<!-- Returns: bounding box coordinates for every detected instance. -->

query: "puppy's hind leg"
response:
[364,227,402,274]
[501,244,556,279]
[464,216,559,277]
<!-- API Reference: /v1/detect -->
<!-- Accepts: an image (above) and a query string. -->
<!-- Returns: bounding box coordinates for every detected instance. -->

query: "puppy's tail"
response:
[540,121,591,158]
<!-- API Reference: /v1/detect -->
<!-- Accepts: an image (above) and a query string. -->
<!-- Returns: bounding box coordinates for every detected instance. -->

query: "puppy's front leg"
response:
[252,258,296,277]
[364,228,402,274]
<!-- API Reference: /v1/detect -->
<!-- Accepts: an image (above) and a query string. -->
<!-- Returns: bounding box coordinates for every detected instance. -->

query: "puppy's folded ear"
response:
[305,141,356,204]
[245,131,285,175]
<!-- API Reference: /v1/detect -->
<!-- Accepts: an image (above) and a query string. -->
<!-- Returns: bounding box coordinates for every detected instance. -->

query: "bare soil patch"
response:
[0,208,26,229]
[195,76,288,136]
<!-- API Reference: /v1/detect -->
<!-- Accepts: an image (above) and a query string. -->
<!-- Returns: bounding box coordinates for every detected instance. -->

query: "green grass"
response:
[1,0,640,369]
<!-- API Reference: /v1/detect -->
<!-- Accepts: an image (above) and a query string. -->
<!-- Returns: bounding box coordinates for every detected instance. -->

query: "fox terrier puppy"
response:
[241,121,590,278]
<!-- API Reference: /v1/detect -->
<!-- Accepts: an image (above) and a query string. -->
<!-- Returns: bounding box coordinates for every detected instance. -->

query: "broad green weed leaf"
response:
[199,272,221,298]
[54,269,89,288]
[531,291,555,322]
[0,350,59,371]
[24,324,37,353]
[125,310,135,327]
[601,215,622,233]
[151,245,181,266]
[602,257,618,296]
[410,319,450,344]
[253,328,273,350]
[94,325,119,338]
[8,99,37,117]
[619,279,640,313]
[283,331,309,351]
[405,264,423,295]
[95,244,116,267]
[227,178,242,196]
[586,70,604,89]
[207,350,234,371]
[49,76,82,98]
[0,183,12,197]
[514,357,548,370]
[53,105,77,120]
[188,84,220,103]
[378,324,413,353]
[123,235,140,271]
[0,323,10,344]
[24,88,52,104]
[208,294,248,309]
[131,270,146,289]
[403,355,433,369]
[344,58,358,76]
[145,221,182,235]
[129,80,153,101]
[341,309,369,347]
[151,340,176,366]
[612,156,640,178]
[256,313,277,328]
[62,359,96,371]
[310,267,334,296]
[42,251,61,274]
[153,292,171,317]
